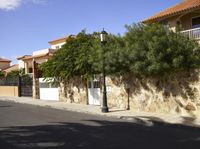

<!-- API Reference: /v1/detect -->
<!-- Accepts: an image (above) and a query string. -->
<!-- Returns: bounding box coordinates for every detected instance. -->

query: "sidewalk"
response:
[1,96,200,128]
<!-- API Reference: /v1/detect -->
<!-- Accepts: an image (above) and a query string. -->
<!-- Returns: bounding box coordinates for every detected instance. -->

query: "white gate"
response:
[39,78,59,101]
[88,77,100,105]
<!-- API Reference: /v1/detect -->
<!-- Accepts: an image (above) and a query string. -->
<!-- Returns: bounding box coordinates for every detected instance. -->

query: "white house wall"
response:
[18,60,25,69]
[51,42,65,49]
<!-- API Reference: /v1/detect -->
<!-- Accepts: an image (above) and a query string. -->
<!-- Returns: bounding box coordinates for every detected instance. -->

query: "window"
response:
[192,17,200,29]
[161,20,169,28]
[176,21,181,26]
[56,46,60,49]
[28,67,33,73]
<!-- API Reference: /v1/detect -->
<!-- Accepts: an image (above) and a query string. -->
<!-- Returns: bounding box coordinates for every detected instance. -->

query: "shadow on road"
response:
[0,119,200,149]
[0,105,12,108]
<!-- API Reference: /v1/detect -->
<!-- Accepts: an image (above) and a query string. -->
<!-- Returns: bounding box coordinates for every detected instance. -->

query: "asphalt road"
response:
[0,100,200,149]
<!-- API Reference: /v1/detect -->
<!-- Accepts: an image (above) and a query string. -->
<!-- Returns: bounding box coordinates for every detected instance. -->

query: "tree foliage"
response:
[125,23,200,76]
[91,34,128,75]
[0,71,5,78]
[40,31,101,81]
[40,23,200,80]
[6,70,20,79]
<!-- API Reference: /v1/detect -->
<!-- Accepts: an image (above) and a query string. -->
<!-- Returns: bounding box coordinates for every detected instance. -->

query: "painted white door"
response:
[88,80,100,105]
[39,78,59,101]
[40,88,59,101]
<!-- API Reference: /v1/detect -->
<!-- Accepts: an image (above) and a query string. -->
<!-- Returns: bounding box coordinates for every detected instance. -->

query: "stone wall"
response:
[59,77,88,104]
[106,70,200,116]
[58,70,200,116]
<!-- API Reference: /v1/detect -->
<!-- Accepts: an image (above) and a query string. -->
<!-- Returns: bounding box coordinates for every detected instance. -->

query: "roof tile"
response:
[0,57,11,62]
[143,0,200,23]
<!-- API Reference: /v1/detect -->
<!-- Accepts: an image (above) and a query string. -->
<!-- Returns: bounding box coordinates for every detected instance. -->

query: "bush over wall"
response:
[40,24,200,81]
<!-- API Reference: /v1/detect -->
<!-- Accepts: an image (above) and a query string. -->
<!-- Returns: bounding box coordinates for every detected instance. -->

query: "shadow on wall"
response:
[112,70,199,100]
[0,119,200,149]
[110,69,200,113]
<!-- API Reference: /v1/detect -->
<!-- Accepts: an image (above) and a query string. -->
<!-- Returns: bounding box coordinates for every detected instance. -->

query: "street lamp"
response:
[100,29,109,113]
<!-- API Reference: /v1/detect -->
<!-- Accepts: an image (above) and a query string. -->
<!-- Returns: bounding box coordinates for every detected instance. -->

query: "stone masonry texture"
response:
[58,70,200,116]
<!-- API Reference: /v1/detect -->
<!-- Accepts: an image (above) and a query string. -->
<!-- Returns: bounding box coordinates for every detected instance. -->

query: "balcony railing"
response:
[181,27,200,40]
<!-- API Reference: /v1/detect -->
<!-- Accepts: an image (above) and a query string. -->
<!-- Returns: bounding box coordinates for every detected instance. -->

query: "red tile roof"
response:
[0,57,11,62]
[48,35,75,45]
[48,36,69,45]
[143,0,200,23]
[17,55,32,60]
[21,51,55,61]
[3,64,19,73]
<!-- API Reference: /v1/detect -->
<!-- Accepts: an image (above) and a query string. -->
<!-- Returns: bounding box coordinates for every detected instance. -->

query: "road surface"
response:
[0,100,200,149]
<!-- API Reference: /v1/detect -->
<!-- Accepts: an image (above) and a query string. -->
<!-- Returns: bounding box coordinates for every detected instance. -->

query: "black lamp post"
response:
[100,29,109,113]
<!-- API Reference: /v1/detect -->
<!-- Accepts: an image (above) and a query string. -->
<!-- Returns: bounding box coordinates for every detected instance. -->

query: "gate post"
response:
[18,76,21,97]
[32,60,40,99]
[33,78,40,99]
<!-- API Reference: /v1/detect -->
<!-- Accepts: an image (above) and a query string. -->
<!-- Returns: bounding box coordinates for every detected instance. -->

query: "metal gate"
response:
[19,75,33,97]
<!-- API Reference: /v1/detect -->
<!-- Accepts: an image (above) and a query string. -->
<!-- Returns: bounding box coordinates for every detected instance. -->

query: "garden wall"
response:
[106,70,200,115]
[58,70,200,115]
[59,78,88,104]
[0,86,19,97]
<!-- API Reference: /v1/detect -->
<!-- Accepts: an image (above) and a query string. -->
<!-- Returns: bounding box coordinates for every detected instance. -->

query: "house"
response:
[17,35,72,75]
[10,1,200,113]
[3,64,19,75]
[48,35,69,49]
[17,50,55,75]
[143,0,200,40]
[14,35,76,99]
[0,57,11,71]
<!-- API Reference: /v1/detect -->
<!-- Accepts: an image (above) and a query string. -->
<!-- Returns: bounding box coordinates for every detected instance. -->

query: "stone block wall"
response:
[59,77,88,104]
[58,70,200,116]
[106,70,200,115]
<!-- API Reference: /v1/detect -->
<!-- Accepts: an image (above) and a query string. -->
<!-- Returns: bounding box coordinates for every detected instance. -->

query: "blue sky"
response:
[0,0,181,64]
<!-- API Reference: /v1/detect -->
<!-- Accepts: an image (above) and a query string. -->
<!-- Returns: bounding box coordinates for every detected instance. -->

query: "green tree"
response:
[40,31,100,81]
[6,70,20,80]
[40,24,200,80]
[0,71,5,78]
[125,23,200,77]
[97,34,129,75]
